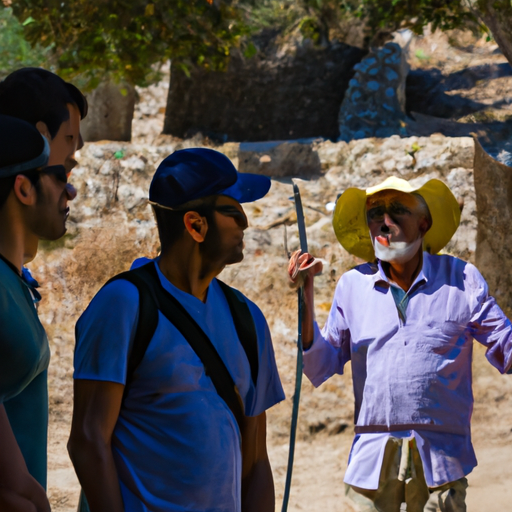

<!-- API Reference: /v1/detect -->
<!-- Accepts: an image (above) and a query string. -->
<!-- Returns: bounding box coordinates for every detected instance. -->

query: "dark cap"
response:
[0,114,49,178]
[149,148,271,208]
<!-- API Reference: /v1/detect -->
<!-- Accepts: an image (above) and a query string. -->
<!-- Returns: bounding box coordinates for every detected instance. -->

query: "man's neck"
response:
[157,244,224,302]
[0,211,38,273]
[382,249,423,292]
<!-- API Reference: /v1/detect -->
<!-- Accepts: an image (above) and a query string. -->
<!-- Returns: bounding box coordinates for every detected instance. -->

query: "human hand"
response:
[287,249,323,288]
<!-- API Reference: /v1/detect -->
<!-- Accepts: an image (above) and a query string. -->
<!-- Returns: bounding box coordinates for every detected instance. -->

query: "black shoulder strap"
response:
[135,263,246,426]
[104,263,259,428]
[216,279,259,386]
[104,267,159,393]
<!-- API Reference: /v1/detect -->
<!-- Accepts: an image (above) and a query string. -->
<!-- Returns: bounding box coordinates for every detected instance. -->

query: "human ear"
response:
[35,121,51,141]
[13,175,37,206]
[183,211,208,243]
[418,216,431,237]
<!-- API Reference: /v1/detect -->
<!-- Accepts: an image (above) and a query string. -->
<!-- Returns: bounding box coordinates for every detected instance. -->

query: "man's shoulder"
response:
[79,273,141,324]
[425,252,476,276]
[341,262,379,281]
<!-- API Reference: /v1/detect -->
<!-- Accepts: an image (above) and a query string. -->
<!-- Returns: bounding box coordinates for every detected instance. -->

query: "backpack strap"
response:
[134,263,246,426]
[102,262,259,428]
[216,279,259,387]
[104,267,159,396]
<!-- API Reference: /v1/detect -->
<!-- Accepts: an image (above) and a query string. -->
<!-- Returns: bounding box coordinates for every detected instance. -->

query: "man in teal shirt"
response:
[0,68,87,493]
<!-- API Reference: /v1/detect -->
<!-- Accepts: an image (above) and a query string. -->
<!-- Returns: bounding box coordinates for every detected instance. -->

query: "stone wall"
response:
[164,43,365,142]
[474,138,512,316]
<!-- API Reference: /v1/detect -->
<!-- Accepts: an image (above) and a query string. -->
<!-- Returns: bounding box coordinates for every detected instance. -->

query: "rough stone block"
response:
[238,140,322,177]
[474,137,512,316]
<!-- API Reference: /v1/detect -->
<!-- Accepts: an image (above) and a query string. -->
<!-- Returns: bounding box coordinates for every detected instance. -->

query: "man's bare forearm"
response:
[241,412,275,512]
[68,380,125,512]
[242,456,274,512]
[68,435,124,512]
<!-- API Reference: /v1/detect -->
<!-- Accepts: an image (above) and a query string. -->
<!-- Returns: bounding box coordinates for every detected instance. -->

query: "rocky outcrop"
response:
[236,140,322,177]
[473,138,512,316]
[164,43,365,142]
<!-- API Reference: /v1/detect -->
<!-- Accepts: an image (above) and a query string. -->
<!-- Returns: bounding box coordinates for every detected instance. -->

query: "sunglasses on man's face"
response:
[40,165,68,184]
[213,204,248,226]
[366,202,412,223]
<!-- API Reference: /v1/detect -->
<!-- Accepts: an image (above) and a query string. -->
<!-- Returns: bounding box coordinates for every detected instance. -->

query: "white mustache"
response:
[372,237,423,264]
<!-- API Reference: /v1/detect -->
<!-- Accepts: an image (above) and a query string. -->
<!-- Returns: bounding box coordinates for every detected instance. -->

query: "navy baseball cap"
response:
[0,114,49,177]
[149,148,271,208]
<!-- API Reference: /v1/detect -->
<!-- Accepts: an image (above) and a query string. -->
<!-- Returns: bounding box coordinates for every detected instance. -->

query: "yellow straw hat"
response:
[332,176,461,261]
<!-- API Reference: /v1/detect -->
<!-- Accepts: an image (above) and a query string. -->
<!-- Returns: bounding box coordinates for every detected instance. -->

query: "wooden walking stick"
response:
[281,182,308,512]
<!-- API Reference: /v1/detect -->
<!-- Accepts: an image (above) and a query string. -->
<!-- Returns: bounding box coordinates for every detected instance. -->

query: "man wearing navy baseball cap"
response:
[69,148,285,512]
[0,114,78,511]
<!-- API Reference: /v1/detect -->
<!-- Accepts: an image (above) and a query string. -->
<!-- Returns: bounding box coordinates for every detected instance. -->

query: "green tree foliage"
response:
[357,0,479,39]
[297,0,359,45]
[239,0,361,47]
[0,7,51,79]
[283,0,512,65]
[355,0,512,65]
[7,0,247,90]
[240,0,302,30]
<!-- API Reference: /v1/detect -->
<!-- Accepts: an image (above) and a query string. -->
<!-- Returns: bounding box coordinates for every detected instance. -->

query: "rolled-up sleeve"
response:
[465,263,512,373]
[303,280,351,387]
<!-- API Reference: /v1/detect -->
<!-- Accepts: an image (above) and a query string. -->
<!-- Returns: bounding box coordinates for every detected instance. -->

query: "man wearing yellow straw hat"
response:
[288,176,512,511]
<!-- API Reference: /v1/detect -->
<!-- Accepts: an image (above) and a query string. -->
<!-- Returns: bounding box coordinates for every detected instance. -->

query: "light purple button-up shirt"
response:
[303,252,512,488]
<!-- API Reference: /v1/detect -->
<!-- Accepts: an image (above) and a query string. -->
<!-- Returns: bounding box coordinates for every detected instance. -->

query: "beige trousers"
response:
[347,437,467,512]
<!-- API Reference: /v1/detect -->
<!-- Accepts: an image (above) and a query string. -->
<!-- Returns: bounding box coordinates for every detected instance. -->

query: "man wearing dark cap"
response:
[68,148,285,512]
[0,114,76,511]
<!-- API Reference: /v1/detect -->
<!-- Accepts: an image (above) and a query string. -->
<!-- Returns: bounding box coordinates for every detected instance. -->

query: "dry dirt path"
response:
[47,389,512,512]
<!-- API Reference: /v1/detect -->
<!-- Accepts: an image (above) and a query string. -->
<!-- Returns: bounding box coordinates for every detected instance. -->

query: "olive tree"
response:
[357,0,512,66]
[5,0,247,140]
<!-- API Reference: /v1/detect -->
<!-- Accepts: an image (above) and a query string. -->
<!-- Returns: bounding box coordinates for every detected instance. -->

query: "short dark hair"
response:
[153,196,217,252]
[0,68,87,138]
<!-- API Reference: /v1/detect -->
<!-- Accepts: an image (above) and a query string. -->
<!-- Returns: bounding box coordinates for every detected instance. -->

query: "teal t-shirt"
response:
[0,255,50,488]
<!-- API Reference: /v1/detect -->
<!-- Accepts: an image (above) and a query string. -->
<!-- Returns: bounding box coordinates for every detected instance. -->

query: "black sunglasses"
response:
[40,165,68,183]
[367,203,412,222]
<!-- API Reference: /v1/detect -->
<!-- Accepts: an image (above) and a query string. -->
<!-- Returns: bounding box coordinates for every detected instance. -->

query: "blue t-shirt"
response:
[0,256,50,488]
[74,261,284,512]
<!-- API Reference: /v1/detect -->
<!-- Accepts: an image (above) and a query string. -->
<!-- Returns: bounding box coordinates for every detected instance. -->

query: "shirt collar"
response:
[373,251,431,291]
[0,251,21,276]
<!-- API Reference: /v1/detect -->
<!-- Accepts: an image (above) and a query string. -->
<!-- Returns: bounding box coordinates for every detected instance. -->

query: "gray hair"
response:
[411,192,432,228]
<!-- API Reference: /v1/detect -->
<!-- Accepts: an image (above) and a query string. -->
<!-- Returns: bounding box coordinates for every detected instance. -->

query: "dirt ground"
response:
[40,28,512,512]
[45,342,512,511]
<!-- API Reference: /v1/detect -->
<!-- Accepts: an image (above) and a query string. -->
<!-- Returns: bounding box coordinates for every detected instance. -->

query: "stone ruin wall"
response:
[164,43,366,142]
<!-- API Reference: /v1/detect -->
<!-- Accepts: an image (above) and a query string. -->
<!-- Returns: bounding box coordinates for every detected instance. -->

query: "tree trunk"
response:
[473,137,512,317]
[477,0,512,68]
[80,81,136,142]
